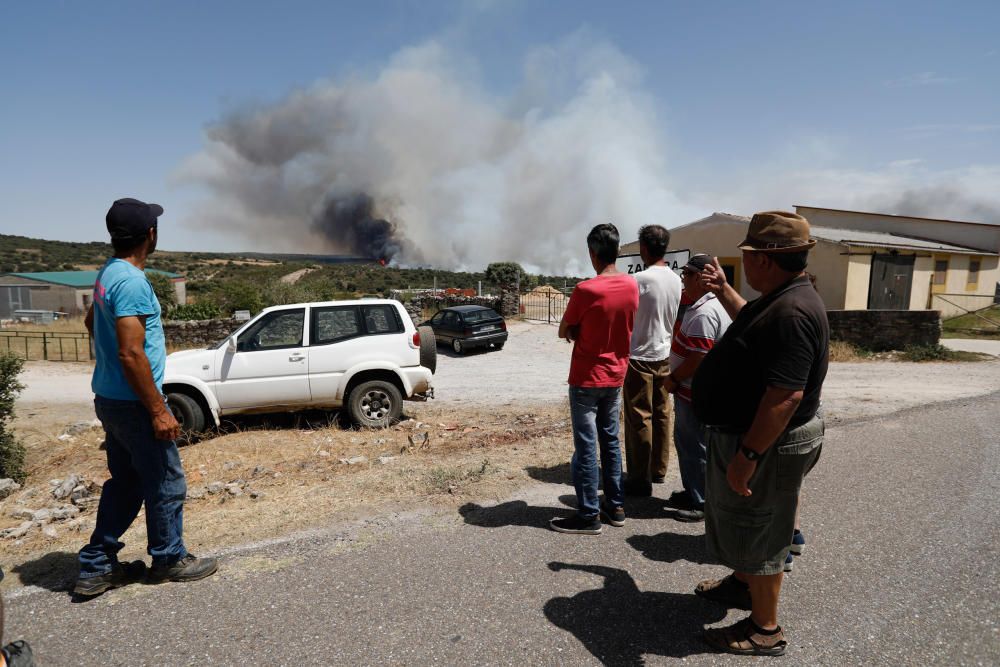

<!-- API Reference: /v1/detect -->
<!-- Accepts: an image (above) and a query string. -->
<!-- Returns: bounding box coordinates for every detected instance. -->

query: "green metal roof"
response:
[4,269,181,288]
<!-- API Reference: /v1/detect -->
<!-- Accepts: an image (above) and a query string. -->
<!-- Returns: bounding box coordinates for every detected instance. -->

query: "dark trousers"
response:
[623,358,673,484]
[78,396,188,577]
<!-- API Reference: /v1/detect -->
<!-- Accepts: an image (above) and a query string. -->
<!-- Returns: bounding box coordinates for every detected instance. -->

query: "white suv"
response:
[163,299,435,431]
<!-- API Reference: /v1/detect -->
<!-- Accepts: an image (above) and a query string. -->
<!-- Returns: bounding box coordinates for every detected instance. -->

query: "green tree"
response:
[209,281,265,316]
[0,353,27,483]
[146,272,178,309]
[485,262,531,290]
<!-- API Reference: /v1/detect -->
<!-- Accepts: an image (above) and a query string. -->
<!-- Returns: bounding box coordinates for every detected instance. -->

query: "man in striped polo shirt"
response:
[663,254,732,522]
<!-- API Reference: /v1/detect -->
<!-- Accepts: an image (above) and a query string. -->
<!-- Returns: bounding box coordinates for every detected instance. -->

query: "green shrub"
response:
[208,282,266,316]
[147,271,178,309]
[167,302,223,321]
[0,353,27,483]
[900,344,955,362]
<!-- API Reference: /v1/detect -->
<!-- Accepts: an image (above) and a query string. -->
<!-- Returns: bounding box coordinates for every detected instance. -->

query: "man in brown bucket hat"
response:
[690,211,829,656]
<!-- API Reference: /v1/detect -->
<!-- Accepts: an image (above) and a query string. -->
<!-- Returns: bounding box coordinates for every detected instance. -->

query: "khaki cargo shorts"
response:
[704,416,823,576]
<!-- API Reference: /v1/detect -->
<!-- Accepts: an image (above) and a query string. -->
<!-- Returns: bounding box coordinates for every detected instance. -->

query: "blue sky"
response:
[1,0,998,264]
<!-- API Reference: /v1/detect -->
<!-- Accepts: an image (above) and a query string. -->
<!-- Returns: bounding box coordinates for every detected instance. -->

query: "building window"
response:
[967,258,981,291]
[932,257,948,293]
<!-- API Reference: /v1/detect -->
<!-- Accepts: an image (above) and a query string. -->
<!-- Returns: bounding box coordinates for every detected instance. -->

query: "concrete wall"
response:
[910,256,933,310]
[844,254,873,309]
[173,279,187,306]
[797,206,1000,254]
[0,276,79,314]
[807,242,850,309]
[930,293,998,319]
[828,310,941,351]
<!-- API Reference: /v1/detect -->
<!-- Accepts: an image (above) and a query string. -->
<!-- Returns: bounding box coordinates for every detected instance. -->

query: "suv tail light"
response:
[412,331,421,347]
[501,320,507,331]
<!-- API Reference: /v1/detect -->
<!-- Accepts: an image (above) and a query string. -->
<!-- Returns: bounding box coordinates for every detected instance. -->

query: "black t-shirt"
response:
[692,275,829,431]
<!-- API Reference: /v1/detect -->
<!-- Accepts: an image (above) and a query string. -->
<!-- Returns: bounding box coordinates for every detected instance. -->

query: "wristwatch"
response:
[739,445,762,461]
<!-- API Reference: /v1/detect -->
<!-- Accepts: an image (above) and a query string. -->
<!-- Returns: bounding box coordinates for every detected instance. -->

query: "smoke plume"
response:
[176,35,701,273]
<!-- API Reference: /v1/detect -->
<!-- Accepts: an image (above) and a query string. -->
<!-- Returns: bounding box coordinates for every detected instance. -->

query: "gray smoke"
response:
[316,193,402,262]
[176,36,703,273]
[883,185,1000,223]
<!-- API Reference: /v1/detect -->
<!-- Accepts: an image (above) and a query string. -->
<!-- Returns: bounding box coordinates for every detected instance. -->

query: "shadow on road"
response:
[627,531,713,565]
[458,500,562,530]
[545,562,723,664]
[525,462,571,485]
[11,551,77,592]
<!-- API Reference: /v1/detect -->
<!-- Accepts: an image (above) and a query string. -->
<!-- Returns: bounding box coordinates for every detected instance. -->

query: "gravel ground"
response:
[7,391,999,665]
[15,324,1000,429]
[434,323,1000,424]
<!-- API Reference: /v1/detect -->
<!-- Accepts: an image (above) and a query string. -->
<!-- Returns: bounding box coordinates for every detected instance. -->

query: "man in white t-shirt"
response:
[623,225,682,497]
[664,253,732,521]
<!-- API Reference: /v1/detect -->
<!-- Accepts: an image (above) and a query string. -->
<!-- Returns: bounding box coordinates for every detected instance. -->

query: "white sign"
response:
[616,249,691,276]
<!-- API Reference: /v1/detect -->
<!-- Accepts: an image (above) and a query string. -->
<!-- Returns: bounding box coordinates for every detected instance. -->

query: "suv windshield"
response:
[462,309,501,323]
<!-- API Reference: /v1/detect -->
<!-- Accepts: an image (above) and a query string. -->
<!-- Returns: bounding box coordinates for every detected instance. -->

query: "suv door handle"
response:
[289,354,305,362]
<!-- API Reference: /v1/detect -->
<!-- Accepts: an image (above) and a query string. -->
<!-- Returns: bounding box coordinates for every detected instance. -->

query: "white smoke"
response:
[176,35,704,275]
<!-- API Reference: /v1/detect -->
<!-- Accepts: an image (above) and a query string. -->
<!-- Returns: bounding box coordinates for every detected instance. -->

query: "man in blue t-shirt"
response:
[75,198,217,597]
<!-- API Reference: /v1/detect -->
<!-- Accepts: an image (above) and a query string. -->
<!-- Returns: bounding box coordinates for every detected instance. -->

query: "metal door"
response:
[867,254,915,310]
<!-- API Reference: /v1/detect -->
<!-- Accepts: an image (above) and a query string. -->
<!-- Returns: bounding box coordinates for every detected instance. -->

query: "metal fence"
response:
[0,330,93,361]
[520,288,571,324]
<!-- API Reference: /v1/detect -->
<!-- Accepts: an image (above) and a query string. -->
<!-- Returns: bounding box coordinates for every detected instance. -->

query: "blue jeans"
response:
[568,386,624,519]
[673,397,707,508]
[78,397,188,577]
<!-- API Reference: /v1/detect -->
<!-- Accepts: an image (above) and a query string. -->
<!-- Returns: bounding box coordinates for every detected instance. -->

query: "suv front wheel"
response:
[166,392,206,442]
[348,380,403,428]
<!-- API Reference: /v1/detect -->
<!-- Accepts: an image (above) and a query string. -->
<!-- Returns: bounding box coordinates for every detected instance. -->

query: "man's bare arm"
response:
[700,257,746,320]
[668,350,706,383]
[84,305,94,337]
[725,386,803,496]
[558,317,579,342]
[116,316,180,440]
[742,386,803,454]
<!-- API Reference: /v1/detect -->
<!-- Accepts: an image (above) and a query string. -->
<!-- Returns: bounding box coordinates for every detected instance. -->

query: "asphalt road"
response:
[7,392,999,666]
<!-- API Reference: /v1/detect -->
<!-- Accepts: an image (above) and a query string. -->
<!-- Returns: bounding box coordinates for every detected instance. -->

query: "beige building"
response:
[656,207,999,318]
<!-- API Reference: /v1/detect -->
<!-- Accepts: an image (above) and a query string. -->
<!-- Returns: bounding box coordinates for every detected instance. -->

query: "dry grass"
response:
[0,404,573,578]
[828,340,872,362]
[4,317,88,333]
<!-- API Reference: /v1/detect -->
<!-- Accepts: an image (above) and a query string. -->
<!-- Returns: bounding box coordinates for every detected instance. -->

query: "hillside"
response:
[0,233,582,313]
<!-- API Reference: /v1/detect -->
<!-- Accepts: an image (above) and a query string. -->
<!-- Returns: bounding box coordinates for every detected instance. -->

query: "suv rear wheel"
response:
[348,380,403,428]
[166,392,206,441]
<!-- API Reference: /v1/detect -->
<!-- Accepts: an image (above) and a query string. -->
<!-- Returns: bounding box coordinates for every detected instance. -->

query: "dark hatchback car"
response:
[423,305,508,354]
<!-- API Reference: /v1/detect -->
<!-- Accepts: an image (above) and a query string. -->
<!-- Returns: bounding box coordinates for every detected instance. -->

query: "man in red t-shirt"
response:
[551,223,639,535]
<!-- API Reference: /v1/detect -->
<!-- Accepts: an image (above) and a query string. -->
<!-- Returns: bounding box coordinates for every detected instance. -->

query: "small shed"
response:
[0,269,186,319]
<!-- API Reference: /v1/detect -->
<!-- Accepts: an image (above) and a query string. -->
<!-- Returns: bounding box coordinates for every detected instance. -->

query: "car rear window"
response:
[362,304,403,334]
[462,309,501,323]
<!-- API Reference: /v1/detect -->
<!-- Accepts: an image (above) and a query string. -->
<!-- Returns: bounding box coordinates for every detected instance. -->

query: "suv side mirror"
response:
[227,335,238,354]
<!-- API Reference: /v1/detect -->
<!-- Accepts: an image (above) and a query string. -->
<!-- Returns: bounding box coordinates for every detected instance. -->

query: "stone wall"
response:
[389,292,511,325]
[163,318,242,349]
[827,310,941,351]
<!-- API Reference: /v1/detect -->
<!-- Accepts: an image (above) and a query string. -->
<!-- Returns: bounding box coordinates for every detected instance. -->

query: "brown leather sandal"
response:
[704,617,788,656]
[694,573,752,610]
